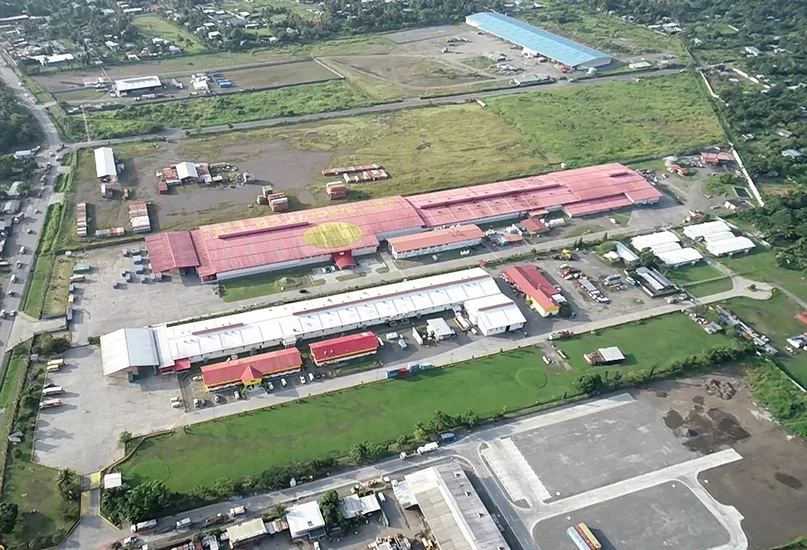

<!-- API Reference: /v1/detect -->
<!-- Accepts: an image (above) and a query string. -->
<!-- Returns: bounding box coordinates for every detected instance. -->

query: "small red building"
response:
[309,332,379,366]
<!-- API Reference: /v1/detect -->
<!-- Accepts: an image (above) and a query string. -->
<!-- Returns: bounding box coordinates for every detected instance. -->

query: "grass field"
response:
[520,9,685,57]
[133,15,207,54]
[666,263,726,286]
[180,104,545,199]
[0,355,26,409]
[556,312,732,371]
[91,80,375,129]
[220,269,323,302]
[487,73,723,169]
[21,254,53,318]
[720,251,807,302]
[119,347,581,492]
[721,293,807,388]
[686,277,734,297]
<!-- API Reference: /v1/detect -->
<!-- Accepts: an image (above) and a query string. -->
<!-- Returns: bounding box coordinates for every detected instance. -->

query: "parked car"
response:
[299,375,306,384]
[308,372,314,382]
[267,381,274,391]
[281,378,287,387]
[233,391,241,400]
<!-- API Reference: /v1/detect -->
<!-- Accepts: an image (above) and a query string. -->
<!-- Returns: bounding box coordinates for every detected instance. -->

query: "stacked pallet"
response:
[129,201,151,233]
[76,202,88,238]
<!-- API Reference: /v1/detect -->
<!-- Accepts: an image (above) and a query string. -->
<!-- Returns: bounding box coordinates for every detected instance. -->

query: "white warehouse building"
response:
[630,231,703,268]
[100,268,526,375]
[682,220,755,257]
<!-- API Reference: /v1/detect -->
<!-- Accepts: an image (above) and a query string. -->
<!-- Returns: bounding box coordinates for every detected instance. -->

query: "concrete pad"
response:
[533,482,731,550]
[33,346,184,473]
[511,400,695,499]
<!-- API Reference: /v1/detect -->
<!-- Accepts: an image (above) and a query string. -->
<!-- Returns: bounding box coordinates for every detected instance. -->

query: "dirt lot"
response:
[327,54,490,90]
[642,370,807,550]
[70,141,303,235]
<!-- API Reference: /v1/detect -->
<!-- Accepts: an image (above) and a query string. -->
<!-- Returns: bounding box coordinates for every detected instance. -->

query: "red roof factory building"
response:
[309,332,380,366]
[148,163,661,281]
[501,265,562,317]
[201,348,303,390]
[387,225,485,259]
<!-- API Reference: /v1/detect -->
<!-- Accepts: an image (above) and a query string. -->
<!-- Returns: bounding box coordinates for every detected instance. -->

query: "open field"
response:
[667,263,725,286]
[720,251,807,303]
[221,0,322,20]
[119,347,582,492]
[210,60,337,89]
[721,293,807,388]
[556,312,732,371]
[133,15,207,54]
[177,103,544,202]
[21,254,53,317]
[487,73,723,168]
[31,35,395,91]
[686,277,734,298]
[520,9,685,57]
[90,80,374,129]
[220,268,324,302]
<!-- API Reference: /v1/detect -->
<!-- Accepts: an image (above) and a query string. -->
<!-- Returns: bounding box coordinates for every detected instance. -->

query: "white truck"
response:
[229,505,246,518]
[399,441,439,460]
[175,517,192,530]
[130,519,157,533]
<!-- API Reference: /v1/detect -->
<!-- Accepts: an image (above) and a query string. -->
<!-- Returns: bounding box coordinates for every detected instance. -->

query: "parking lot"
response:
[33,346,184,473]
[533,481,731,550]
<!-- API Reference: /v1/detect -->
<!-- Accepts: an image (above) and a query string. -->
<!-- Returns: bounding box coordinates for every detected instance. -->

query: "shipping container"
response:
[575,523,601,550]
[73,263,91,273]
[567,527,592,550]
[440,432,456,443]
[95,229,110,238]
[42,386,64,396]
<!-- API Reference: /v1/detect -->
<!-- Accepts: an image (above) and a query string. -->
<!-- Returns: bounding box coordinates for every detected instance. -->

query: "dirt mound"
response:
[703,378,738,400]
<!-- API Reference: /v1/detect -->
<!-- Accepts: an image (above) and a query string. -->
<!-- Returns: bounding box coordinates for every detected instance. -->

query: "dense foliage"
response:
[738,191,807,270]
[0,82,39,153]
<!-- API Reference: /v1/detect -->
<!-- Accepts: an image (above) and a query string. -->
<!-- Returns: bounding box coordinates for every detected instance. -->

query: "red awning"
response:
[333,251,356,270]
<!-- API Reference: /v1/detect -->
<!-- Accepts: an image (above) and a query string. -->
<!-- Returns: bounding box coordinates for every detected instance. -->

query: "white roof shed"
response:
[176,161,198,180]
[94,147,117,179]
[226,518,267,545]
[464,295,526,335]
[426,318,455,339]
[100,328,160,376]
[287,501,325,539]
[706,236,755,256]
[683,220,732,240]
[630,231,679,251]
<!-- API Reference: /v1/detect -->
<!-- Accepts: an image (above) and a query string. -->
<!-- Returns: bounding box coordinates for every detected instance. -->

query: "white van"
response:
[18,246,25,254]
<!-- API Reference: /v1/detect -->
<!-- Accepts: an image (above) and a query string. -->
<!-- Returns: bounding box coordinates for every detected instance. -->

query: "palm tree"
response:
[270,503,287,520]
[57,468,77,488]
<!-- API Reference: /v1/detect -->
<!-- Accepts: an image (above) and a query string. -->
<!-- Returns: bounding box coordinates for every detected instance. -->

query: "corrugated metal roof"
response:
[100,328,159,375]
[176,161,198,180]
[466,12,610,67]
[94,147,116,178]
[115,75,161,92]
[501,265,558,311]
[309,332,378,362]
[287,501,325,538]
[408,164,660,227]
[200,348,302,387]
[405,465,510,550]
[146,232,200,272]
[388,225,484,254]
[682,220,733,239]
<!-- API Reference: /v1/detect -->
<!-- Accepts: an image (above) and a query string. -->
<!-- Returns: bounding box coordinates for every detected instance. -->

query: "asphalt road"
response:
[0,60,63,355]
[70,68,683,149]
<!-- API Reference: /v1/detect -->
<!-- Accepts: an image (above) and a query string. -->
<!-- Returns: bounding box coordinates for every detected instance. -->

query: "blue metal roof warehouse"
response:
[466,13,612,68]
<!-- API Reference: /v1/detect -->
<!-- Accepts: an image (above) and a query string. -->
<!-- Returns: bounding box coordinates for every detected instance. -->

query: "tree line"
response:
[0,82,39,154]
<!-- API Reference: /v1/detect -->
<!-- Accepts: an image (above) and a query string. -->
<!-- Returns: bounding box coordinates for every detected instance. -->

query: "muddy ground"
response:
[73,138,339,233]
[642,369,807,550]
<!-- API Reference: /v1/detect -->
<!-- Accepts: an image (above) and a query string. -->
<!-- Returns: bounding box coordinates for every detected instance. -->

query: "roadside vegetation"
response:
[21,203,65,318]
[85,80,376,131]
[0,337,79,550]
[0,82,40,154]
[487,73,723,169]
[118,313,749,498]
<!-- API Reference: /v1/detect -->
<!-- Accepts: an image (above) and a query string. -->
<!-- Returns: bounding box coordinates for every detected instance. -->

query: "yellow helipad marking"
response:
[303,222,364,249]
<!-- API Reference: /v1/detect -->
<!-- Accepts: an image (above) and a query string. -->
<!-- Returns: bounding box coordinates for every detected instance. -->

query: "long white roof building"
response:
[94,147,117,179]
[100,268,526,375]
[630,231,703,267]
[683,220,755,257]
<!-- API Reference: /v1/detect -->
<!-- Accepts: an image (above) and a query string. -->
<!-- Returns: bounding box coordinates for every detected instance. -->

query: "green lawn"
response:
[220,269,323,302]
[487,73,723,168]
[520,8,685,57]
[556,313,732,371]
[21,254,53,318]
[686,277,734,298]
[90,80,376,129]
[0,355,26,408]
[134,15,207,53]
[666,263,726,286]
[120,347,581,492]
[720,251,807,303]
[721,293,807,388]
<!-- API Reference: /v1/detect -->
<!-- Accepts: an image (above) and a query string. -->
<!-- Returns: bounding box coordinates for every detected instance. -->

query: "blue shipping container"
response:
[567,527,591,550]
[386,369,399,379]
[219,82,233,88]
[440,432,456,442]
